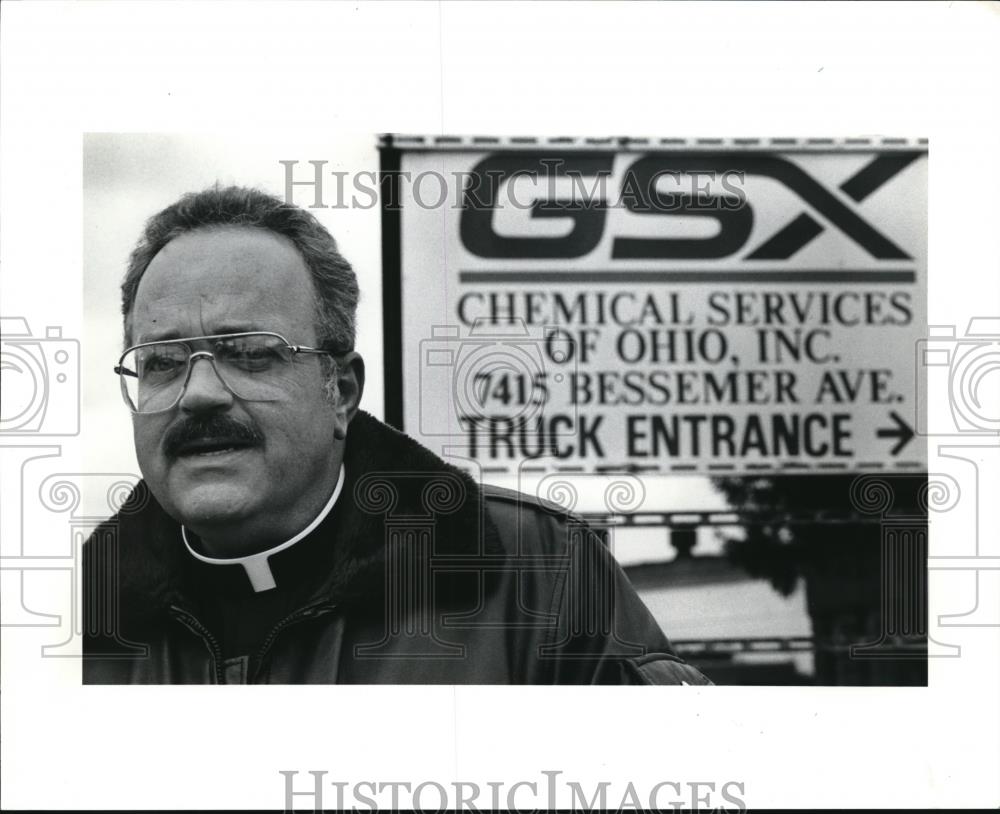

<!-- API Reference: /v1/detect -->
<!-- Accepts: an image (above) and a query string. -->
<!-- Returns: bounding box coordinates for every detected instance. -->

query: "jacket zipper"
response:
[168,602,339,684]
[169,605,226,684]
[251,602,339,682]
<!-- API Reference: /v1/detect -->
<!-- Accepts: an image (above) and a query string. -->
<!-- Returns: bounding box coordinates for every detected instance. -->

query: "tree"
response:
[712,473,928,685]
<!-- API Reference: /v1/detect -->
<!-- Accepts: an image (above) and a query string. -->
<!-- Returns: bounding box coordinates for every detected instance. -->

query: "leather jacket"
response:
[83,411,710,685]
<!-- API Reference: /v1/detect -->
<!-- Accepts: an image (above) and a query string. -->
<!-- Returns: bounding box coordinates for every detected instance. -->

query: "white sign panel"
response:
[385,136,927,477]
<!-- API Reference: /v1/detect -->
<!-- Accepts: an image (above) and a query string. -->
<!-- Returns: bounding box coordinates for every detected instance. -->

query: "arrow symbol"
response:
[876,410,915,456]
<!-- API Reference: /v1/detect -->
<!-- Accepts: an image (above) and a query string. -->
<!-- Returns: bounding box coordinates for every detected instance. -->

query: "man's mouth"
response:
[163,415,265,460]
[174,437,258,458]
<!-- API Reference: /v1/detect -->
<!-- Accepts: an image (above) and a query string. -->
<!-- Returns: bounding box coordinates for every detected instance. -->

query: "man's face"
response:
[129,226,357,555]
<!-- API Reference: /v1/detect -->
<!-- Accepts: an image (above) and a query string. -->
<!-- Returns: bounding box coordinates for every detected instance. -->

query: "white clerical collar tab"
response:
[182,465,345,593]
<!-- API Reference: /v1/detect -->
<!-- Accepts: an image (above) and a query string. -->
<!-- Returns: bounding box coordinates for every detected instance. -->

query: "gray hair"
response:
[120,185,359,351]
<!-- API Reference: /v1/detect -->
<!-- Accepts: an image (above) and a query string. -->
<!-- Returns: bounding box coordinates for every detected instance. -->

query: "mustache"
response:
[162,413,264,457]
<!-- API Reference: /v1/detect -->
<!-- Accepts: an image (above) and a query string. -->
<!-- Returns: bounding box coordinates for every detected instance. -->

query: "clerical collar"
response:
[181,465,345,593]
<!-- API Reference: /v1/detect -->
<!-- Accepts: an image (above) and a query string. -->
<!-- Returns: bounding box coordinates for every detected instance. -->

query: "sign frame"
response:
[379,134,928,477]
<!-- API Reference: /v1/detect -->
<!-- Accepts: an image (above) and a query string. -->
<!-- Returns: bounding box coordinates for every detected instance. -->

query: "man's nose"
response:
[177,355,234,412]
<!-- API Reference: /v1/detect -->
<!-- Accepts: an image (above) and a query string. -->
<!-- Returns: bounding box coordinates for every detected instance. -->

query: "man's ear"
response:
[332,352,365,440]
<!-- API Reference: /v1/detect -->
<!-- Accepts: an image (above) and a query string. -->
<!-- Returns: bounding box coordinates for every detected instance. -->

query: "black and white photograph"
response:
[78,132,928,689]
[2,1,998,811]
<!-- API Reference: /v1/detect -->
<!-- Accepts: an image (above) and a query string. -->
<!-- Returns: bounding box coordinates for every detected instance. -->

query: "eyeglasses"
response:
[114,331,340,414]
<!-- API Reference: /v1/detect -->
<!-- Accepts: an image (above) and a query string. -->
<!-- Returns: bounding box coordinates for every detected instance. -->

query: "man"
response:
[83,185,709,685]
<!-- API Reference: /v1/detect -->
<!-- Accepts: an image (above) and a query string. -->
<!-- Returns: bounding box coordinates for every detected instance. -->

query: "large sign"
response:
[382,136,927,477]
